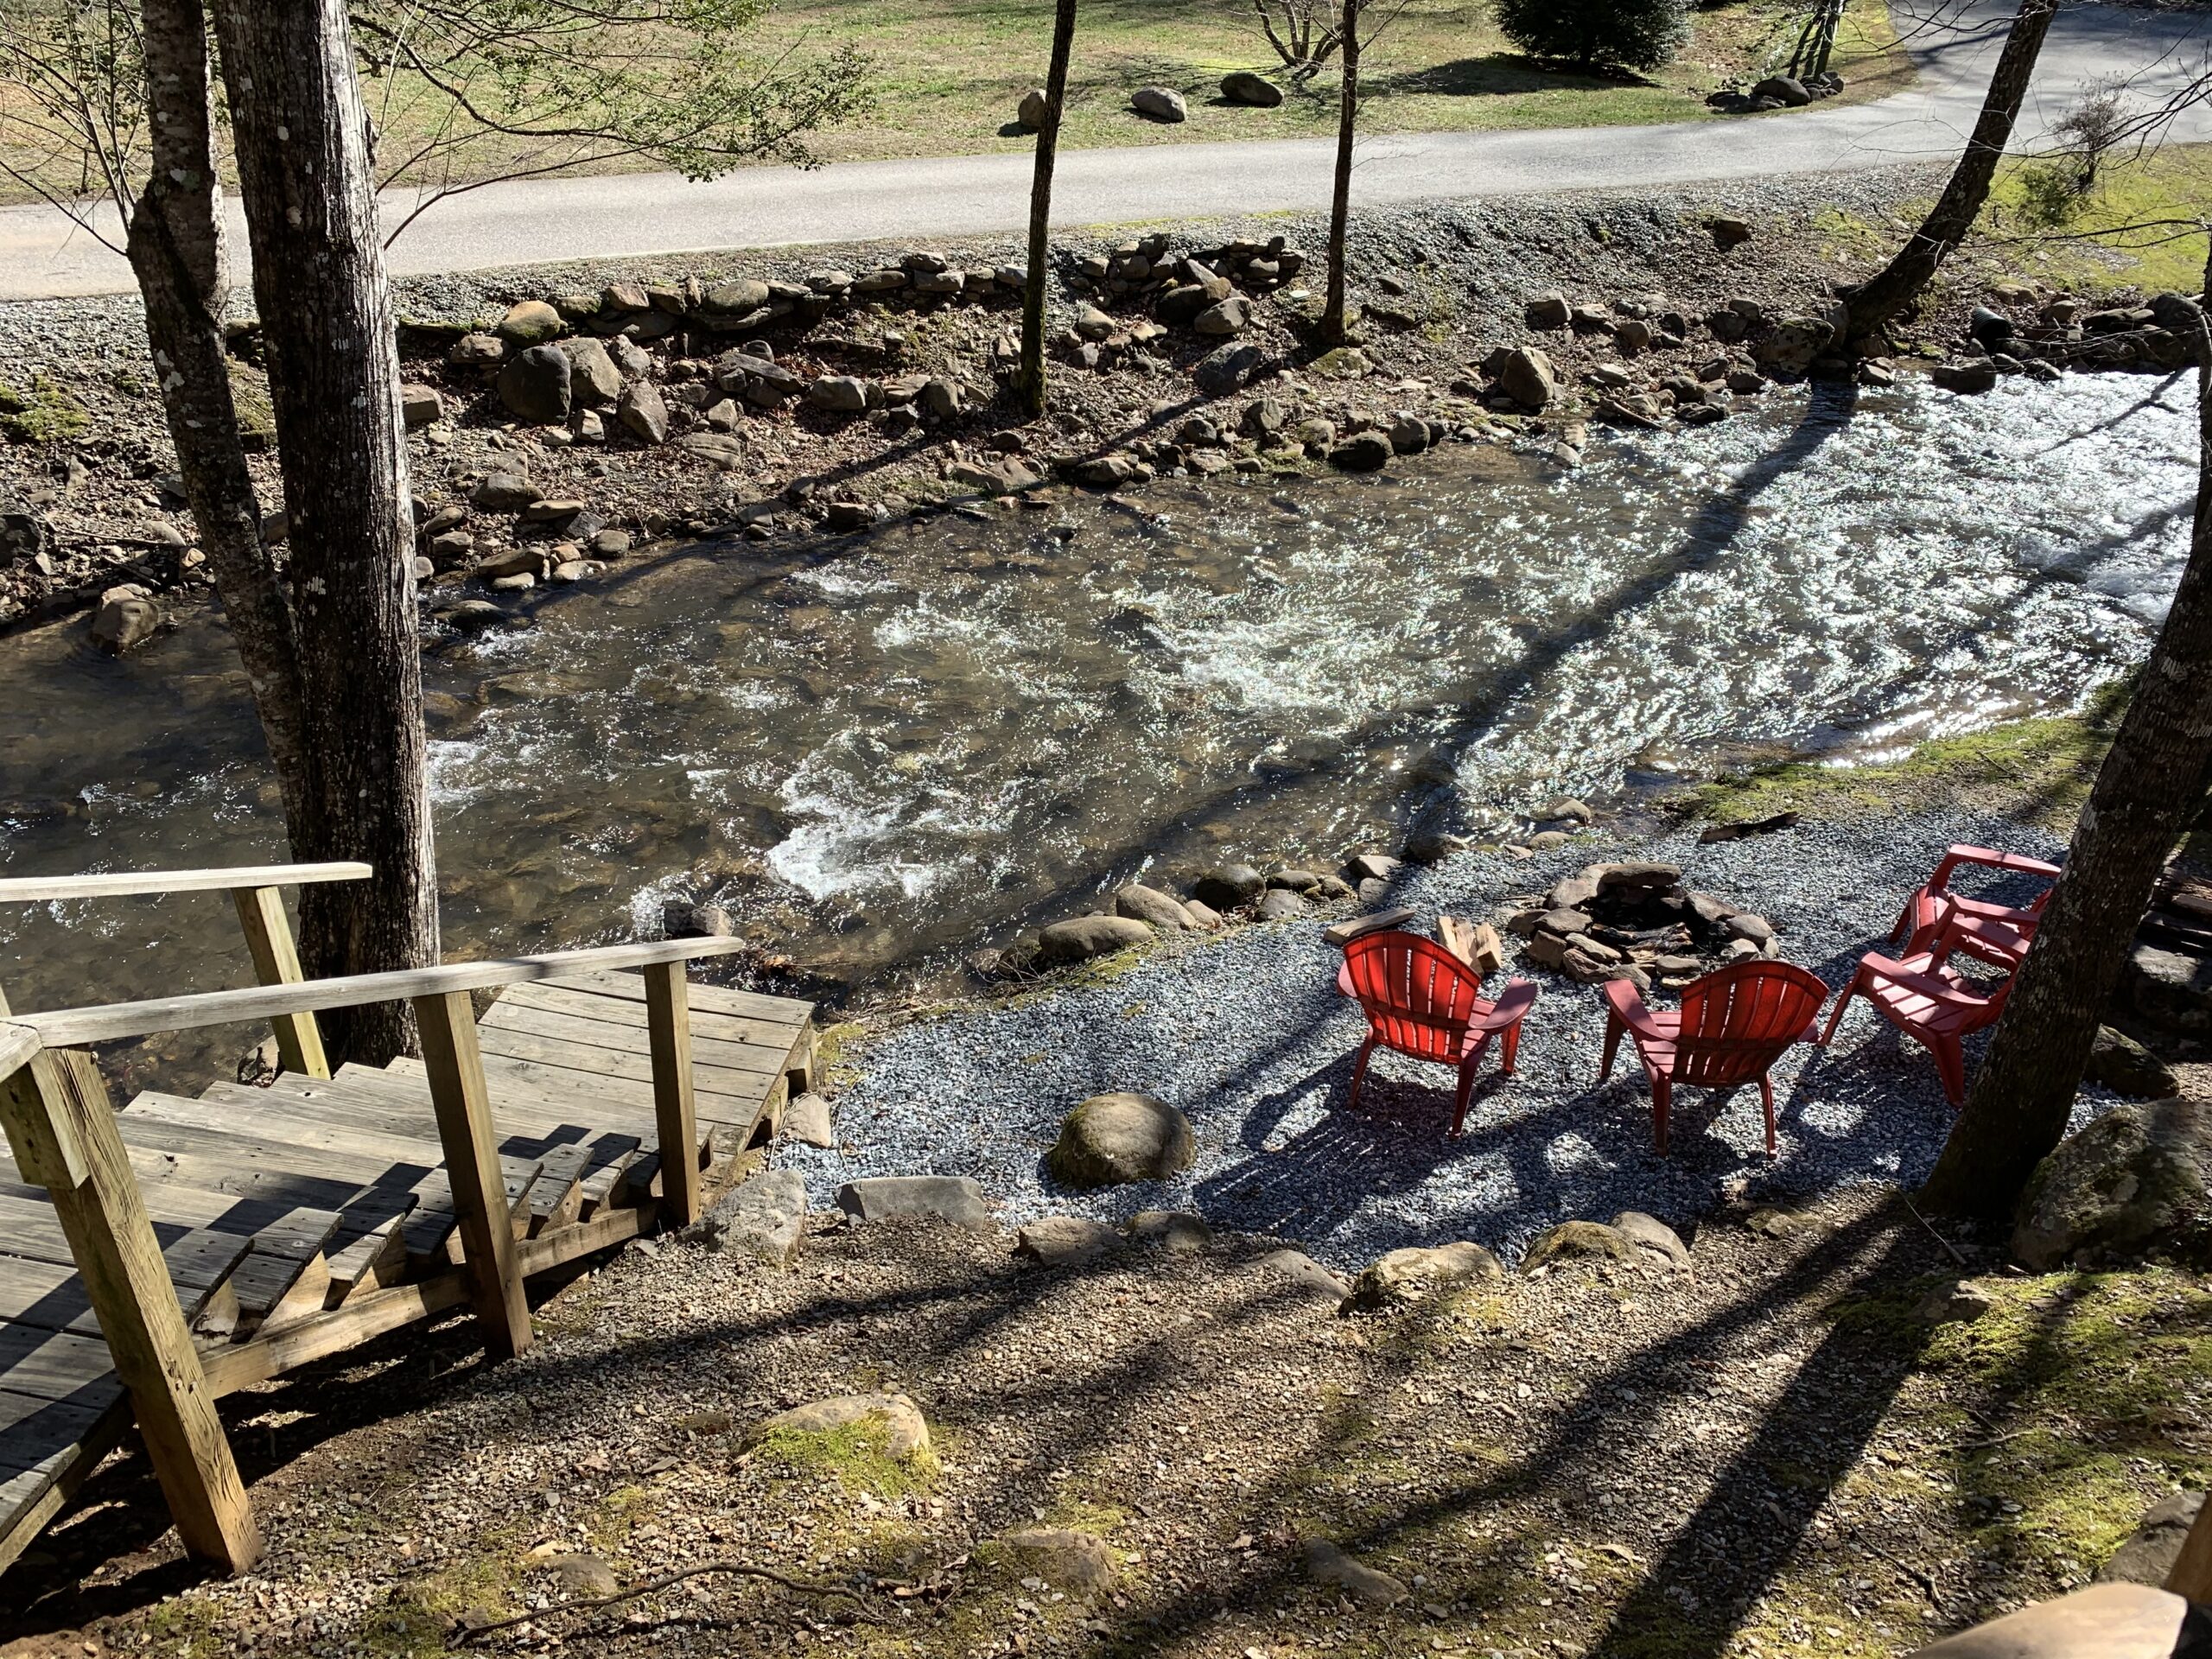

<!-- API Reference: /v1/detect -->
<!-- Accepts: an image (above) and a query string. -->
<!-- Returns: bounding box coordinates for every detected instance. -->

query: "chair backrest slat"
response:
[1674,960,1827,1087]
[1344,931,1484,1062]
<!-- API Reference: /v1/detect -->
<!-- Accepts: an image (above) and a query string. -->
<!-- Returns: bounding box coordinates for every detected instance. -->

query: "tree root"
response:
[453,1560,893,1643]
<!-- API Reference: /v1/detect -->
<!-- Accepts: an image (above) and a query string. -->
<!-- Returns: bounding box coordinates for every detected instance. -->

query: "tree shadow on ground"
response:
[1374,54,1659,99]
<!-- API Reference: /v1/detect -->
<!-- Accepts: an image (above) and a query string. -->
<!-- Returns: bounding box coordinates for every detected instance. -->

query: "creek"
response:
[0,372,2195,1090]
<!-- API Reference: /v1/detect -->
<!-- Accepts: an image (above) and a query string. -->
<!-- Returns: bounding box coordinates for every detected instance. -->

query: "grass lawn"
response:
[1979,139,2212,296]
[752,0,1911,165]
[0,0,1909,205]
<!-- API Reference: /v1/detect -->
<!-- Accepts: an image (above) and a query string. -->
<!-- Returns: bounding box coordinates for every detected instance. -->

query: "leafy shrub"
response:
[1495,0,1690,72]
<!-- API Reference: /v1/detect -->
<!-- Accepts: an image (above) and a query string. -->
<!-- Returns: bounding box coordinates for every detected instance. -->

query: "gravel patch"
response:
[787,810,2094,1267]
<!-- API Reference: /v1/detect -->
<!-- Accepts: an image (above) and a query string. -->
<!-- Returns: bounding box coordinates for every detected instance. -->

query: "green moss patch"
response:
[751,1414,941,1498]
[0,374,89,443]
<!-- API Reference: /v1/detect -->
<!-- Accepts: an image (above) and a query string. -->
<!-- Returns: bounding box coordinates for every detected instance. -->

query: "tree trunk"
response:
[1920,256,2212,1219]
[125,0,308,824]
[1846,0,2057,349]
[1017,0,1079,420]
[212,0,437,1064]
[1322,0,1360,347]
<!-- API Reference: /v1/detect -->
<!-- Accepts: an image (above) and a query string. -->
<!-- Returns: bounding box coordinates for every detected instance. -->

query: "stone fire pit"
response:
[1502,861,1781,995]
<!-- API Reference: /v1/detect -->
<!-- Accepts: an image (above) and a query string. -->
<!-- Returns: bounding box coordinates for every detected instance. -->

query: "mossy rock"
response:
[2013,1098,2212,1269]
[0,374,89,444]
[228,361,277,454]
[1522,1219,1634,1271]
[742,1393,938,1496]
[1046,1091,1194,1189]
[984,1527,1116,1594]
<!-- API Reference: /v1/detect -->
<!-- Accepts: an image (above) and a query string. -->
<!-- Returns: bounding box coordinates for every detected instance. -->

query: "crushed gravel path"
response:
[785,810,2090,1267]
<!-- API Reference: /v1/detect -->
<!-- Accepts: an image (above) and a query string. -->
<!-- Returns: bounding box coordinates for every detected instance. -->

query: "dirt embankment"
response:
[16,162,2181,645]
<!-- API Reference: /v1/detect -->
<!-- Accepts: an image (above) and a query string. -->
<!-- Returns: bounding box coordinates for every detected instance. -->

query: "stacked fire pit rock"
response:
[1501,861,1782,995]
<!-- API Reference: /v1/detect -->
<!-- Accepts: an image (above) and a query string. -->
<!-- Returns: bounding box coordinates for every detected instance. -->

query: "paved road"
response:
[2,0,2204,301]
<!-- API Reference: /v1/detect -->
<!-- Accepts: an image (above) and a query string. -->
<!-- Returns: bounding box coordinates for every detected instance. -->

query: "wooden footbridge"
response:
[0,861,814,1578]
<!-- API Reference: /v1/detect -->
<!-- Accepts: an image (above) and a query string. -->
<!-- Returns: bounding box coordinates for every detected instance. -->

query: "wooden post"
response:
[643,962,702,1228]
[411,991,531,1359]
[0,1046,261,1573]
[230,885,331,1078]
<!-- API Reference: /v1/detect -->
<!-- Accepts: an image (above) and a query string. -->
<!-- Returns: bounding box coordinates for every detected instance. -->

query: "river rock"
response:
[496,299,564,344]
[448,331,505,367]
[1193,296,1250,337]
[1754,317,1834,374]
[1348,1240,1503,1310]
[806,375,867,411]
[1500,346,1560,410]
[617,380,670,444]
[1525,293,1573,329]
[1257,1248,1352,1306]
[2122,944,2212,1034]
[550,1552,620,1597]
[1000,1527,1116,1593]
[1037,913,1152,965]
[2100,1492,2205,1586]
[1132,86,1187,122]
[1221,70,1284,106]
[703,277,770,315]
[745,1393,931,1459]
[558,337,623,407]
[1126,1210,1212,1251]
[1304,1539,1407,1606]
[1017,86,1049,129]
[2088,1026,2180,1098]
[1933,359,2000,394]
[1613,1211,1691,1271]
[1192,864,1266,909]
[1193,343,1264,395]
[1015,1216,1121,1267]
[688,1167,808,1267]
[1751,74,1810,106]
[497,344,572,423]
[400,384,444,428]
[836,1174,995,1230]
[1330,432,1394,473]
[781,1091,836,1148]
[2013,1096,2212,1268]
[1523,1219,1635,1270]
[1115,882,1198,930]
[1256,887,1306,920]
[90,590,161,654]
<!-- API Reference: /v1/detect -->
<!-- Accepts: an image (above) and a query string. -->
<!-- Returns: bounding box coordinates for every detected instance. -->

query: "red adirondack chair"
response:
[1599,961,1828,1156]
[1821,913,2014,1104]
[1337,931,1540,1136]
[1891,844,2060,972]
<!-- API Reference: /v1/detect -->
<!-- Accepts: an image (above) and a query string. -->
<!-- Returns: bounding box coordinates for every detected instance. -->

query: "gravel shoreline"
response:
[785,808,2094,1268]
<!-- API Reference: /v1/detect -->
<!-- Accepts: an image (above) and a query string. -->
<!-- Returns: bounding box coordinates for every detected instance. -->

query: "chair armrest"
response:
[1936,845,2062,887]
[1856,952,1994,1012]
[1600,976,1665,1041]
[1336,959,1357,999]
[1471,978,1540,1031]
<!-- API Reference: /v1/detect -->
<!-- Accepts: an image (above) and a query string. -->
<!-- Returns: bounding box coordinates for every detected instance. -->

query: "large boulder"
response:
[1132,86,1187,122]
[1908,1583,2190,1659]
[2087,1026,2180,1099]
[497,344,572,424]
[90,589,162,654]
[1047,1091,1195,1188]
[1017,87,1049,130]
[617,379,670,445]
[1752,317,1834,375]
[2099,1491,2204,1586]
[2120,943,2212,1035]
[1522,1219,1635,1270]
[2012,1096,2212,1268]
[1221,70,1284,106]
[1037,913,1152,965]
[1750,74,1811,107]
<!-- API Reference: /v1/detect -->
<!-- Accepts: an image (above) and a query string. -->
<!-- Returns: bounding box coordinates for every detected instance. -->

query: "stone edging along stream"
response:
[4,164,2201,645]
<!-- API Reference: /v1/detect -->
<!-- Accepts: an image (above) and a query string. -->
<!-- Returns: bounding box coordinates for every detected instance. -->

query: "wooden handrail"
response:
[0,1021,36,1081]
[16,938,752,1046]
[0,861,372,904]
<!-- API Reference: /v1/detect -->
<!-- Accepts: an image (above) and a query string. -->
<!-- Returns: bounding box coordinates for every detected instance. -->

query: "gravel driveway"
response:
[785,810,2093,1267]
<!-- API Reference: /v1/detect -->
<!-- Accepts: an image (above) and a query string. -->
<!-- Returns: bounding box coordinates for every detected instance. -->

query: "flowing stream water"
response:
[0,373,2196,1090]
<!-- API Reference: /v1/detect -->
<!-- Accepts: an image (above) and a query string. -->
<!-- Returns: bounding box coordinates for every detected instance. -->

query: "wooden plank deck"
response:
[0,969,813,1575]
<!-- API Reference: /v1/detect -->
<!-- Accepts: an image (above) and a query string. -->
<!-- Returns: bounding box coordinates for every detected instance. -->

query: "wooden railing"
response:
[0,933,748,1575]
[0,861,372,1077]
